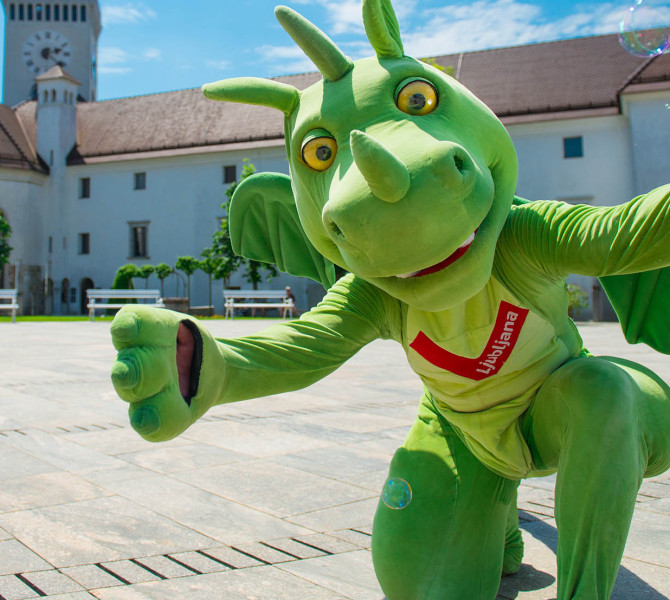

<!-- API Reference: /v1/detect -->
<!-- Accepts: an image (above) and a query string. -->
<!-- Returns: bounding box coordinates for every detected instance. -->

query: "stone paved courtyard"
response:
[0,318,668,599]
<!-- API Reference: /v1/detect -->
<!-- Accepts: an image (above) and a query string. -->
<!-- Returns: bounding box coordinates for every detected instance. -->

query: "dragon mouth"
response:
[397,230,476,279]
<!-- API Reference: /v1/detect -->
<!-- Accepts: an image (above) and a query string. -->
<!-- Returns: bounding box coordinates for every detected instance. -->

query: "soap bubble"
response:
[619,0,670,57]
[381,477,412,509]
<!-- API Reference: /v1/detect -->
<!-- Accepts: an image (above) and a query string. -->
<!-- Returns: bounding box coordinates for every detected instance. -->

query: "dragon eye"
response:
[396,79,438,116]
[301,135,338,171]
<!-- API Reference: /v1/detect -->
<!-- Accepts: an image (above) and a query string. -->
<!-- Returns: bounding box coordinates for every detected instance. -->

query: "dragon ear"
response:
[362,0,404,59]
[229,173,336,289]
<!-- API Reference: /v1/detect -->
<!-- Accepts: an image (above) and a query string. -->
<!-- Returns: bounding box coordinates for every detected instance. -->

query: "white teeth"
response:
[396,232,476,279]
[459,232,475,249]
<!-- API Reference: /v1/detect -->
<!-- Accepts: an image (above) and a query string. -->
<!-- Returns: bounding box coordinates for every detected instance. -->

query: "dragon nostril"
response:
[330,221,343,238]
[453,154,465,173]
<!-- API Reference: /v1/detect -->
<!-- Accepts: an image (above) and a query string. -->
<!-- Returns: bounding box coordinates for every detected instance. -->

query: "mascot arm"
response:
[210,273,398,404]
[506,184,670,279]
[111,273,397,442]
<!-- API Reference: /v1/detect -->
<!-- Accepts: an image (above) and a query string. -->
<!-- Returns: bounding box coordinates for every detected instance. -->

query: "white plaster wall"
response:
[509,114,635,207]
[53,144,319,315]
[621,90,670,195]
[0,169,47,267]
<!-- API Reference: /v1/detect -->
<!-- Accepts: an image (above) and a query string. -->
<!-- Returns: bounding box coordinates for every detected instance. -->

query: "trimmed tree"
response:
[211,159,278,290]
[175,256,200,307]
[154,263,172,298]
[0,215,11,278]
[138,264,155,289]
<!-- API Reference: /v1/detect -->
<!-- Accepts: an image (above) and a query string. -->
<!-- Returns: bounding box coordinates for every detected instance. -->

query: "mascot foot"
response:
[502,527,524,575]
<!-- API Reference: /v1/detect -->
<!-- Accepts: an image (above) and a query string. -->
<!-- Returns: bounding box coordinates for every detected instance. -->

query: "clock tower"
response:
[1,1,101,106]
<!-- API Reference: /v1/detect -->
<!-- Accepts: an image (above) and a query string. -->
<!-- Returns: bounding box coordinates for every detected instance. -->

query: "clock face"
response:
[22,31,72,75]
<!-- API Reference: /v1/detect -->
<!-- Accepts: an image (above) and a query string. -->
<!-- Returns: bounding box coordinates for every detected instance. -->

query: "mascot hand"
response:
[110,305,219,442]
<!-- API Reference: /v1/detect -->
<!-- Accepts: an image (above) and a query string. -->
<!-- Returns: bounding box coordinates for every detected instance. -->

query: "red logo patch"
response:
[410,301,529,381]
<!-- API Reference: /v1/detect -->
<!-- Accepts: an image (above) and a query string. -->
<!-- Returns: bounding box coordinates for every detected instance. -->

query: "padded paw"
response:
[110,305,195,442]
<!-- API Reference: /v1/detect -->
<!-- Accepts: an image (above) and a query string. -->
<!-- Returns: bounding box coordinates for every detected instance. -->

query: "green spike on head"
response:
[202,77,299,116]
[275,5,353,83]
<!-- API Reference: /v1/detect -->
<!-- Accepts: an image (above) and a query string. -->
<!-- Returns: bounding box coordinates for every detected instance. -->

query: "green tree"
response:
[175,256,200,307]
[211,159,278,289]
[0,215,12,277]
[154,263,172,298]
[111,264,141,290]
[421,57,456,78]
[199,249,221,312]
[138,265,155,289]
[108,264,141,314]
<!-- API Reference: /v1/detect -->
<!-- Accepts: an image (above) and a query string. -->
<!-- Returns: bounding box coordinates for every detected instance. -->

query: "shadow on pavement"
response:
[496,512,668,599]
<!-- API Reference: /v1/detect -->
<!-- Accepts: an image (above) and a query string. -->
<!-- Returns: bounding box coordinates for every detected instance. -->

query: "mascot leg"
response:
[524,356,670,600]
[372,394,519,600]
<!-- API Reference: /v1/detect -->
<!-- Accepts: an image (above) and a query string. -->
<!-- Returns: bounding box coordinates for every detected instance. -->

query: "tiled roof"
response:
[35,66,82,86]
[431,34,666,117]
[3,32,669,167]
[0,104,46,172]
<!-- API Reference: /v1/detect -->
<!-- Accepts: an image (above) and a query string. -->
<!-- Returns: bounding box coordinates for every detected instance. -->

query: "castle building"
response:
[1,1,669,318]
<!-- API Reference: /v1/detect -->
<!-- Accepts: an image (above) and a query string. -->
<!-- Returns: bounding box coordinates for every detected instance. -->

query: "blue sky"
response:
[1,0,669,100]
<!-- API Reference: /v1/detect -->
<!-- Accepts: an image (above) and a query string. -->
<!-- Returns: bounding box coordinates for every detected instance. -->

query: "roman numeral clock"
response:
[22,30,72,75]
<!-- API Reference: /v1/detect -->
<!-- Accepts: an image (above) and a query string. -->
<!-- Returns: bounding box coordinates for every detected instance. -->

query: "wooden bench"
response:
[0,289,19,323]
[223,289,294,319]
[87,289,165,321]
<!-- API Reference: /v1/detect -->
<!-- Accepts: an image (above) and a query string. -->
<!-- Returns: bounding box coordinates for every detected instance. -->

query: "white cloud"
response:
[142,48,162,61]
[99,66,132,75]
[206,59,231,71]
[99,46,129,65]
[256,44,317,74]
[399,0,633,57]
[102,3,157,25]
[98,46,161,77]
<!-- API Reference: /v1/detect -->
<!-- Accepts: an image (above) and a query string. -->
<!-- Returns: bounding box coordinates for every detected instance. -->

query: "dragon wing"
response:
[229,172,336,290]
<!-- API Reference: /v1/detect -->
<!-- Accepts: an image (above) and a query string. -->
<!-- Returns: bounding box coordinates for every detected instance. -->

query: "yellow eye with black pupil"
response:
[396,80,438,116]
[302,136,337,171]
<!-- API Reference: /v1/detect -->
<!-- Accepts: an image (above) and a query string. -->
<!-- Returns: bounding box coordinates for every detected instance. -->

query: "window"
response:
[129,223,149,258]
[10,4,15,19]
[563,136,583,159]
[71,3,76,20]
[78,233,90,255]
[62,4,68,20]
[134,172,146,190]
[54,3,59,19]
[79,177,90,199]
[45,4,50,20]
[48,236,53,253]
[27,3,33,19]
[18,4,24,19]
[223,165,237,184]
[36,3,42,20]
[70,287,77,303]
[80,4,86,21]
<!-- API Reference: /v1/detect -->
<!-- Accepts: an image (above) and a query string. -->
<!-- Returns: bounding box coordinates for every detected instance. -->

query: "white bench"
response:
[87,289,165,321]
[0,289,19,323]
[223,289,294,319]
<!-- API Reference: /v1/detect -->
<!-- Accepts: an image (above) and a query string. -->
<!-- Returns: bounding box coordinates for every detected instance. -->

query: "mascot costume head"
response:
[202,1,518,312]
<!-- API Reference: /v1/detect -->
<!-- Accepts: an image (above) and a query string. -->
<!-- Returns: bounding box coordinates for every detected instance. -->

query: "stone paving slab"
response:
[0,320,668,599]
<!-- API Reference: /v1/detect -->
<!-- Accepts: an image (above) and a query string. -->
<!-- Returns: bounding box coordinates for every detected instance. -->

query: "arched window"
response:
[51,89,56,102]
[43,90,48,103]
[61,278,70,304]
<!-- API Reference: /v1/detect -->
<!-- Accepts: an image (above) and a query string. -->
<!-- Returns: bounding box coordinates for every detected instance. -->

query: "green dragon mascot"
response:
[110,1,670,598]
